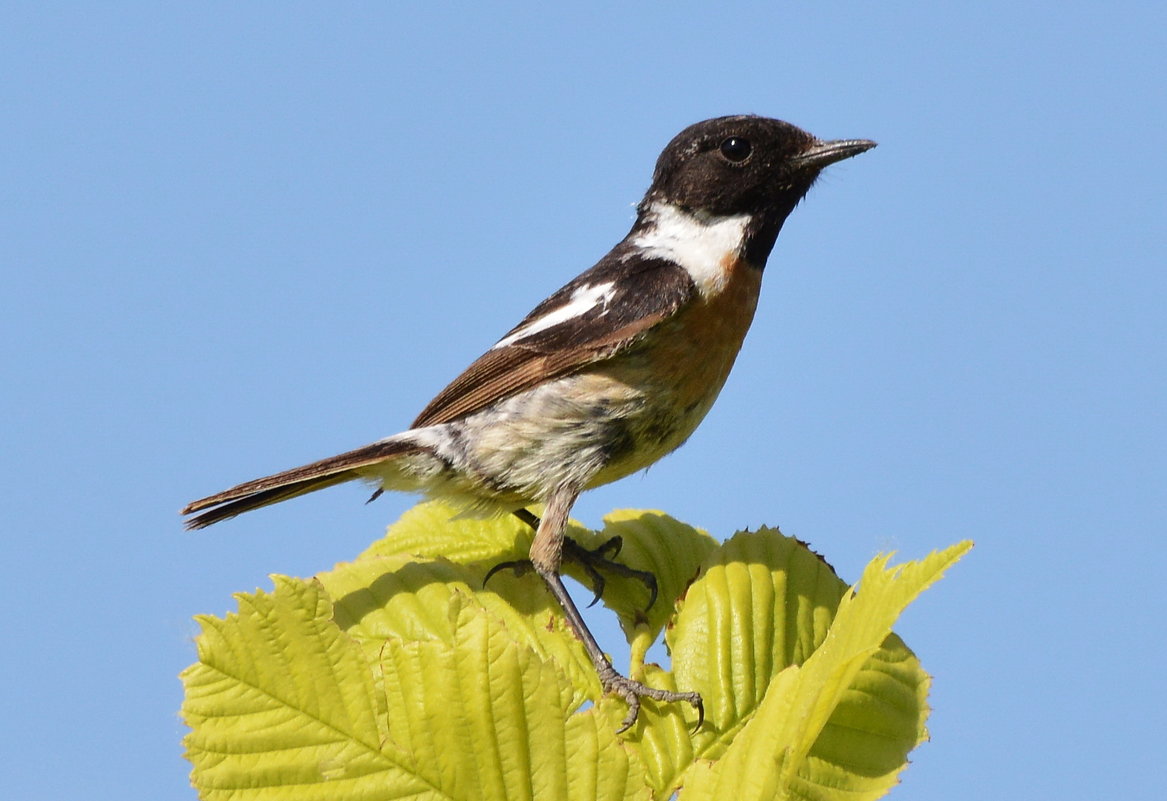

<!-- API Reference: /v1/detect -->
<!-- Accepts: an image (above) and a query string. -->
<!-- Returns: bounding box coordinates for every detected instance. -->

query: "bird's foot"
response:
[564,535,658,609]
[596,661,704,733]
[484,533,657,610]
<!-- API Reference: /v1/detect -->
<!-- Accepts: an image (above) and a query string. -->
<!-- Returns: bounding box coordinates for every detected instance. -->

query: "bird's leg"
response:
[485,508,658,609]
[527,485,703,733]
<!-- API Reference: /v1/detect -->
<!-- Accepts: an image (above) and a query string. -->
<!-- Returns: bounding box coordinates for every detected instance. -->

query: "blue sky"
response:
[2,2,1164,798]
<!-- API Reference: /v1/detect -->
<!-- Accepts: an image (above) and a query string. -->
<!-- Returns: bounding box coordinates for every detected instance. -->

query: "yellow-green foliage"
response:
[182,501,970,800]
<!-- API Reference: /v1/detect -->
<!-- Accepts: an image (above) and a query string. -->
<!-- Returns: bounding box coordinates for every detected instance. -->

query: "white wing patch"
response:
[492,280,617,349]
[630,202,751,296]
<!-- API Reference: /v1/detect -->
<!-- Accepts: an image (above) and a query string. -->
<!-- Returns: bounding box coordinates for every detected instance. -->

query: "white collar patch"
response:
[630,202,751,296]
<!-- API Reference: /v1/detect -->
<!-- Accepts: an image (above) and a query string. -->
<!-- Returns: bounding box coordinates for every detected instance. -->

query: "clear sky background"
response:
[2,3,1164,798]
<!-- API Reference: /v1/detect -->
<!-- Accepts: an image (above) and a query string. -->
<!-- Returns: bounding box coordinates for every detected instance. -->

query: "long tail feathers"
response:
[182,438,421,529]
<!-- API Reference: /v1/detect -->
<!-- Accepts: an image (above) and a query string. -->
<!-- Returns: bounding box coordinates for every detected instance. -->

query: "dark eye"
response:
[719,136,752,162]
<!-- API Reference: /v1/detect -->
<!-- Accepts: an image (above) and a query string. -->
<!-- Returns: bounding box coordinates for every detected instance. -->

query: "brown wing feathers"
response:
[413,258,695,428]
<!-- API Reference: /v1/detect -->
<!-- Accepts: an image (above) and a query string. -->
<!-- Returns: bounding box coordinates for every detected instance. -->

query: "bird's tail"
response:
[182,438,421,529]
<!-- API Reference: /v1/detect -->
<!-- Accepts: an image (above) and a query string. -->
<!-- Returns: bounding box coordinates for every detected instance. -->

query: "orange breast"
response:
[650,255,763,407]
[590,255,764,482]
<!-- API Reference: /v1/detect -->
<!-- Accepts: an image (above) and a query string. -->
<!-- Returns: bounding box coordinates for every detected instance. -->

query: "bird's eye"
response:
[719,136,752,162]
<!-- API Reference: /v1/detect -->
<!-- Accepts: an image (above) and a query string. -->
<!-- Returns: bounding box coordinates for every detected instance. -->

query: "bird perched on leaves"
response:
[183,115,875,731]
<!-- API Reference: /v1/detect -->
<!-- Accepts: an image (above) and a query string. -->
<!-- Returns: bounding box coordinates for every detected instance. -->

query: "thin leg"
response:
[529,486,703,733]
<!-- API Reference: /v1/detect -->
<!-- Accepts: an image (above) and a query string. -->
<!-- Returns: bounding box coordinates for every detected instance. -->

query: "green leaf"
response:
[181,504,971,801]
[678,541,973,801]
[669,530,850,747]
[182,575,651,800]
[620,663,697,798]
[317,553,598,705]
[355,501,540,565]
[181,576,393,798]
[375,593,649,800]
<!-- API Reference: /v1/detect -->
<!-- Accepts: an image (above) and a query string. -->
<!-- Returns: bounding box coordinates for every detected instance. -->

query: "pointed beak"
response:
[793,138,877,170]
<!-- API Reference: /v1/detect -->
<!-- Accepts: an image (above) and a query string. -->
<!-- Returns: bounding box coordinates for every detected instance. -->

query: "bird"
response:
[183,115,875,731]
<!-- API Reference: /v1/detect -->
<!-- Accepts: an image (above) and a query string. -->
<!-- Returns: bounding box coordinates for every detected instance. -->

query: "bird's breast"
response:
[590,255,763,480]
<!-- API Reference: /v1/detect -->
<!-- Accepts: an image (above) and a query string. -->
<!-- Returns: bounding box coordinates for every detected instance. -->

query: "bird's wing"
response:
[412,254,695,427]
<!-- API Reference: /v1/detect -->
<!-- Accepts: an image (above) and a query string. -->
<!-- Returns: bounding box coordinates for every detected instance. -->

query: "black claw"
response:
[596,535,624,559]
[582,563,606,608]
[483,558,532,589]
[560,536,658,612]
[641,573,659,611]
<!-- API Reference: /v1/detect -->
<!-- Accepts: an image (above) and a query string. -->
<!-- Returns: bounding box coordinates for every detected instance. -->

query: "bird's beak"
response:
[794,138,877,170]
